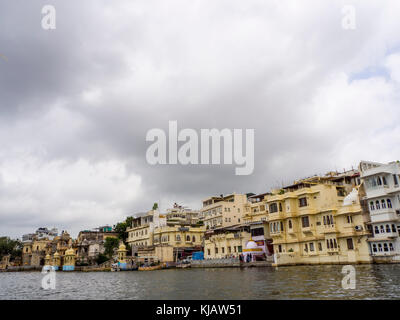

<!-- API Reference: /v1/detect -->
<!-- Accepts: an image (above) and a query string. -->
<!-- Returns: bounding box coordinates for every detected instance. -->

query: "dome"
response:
[246,240,258,250]
[53,251,60,257]
[118,243,126,251]
[45,254,51,259]
[65,248,75,255]
[343,188,358,206]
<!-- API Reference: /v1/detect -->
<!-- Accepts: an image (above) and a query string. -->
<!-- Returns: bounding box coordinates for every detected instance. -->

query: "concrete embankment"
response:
[191,258,272,268]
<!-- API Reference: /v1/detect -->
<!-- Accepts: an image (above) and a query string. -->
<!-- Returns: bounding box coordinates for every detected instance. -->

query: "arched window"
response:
[387,199,392,208]
[383,243,389,252]
[330,239,334,249]
[288,220,292,229]
[376,201,380,210]
[176,235,181,242]
[377,177,382,185]
[386,225,391,233]
[372,244,377,252]
[280,221,284,231]
[323,216,326,225]
[330,215,334,225]
[326,216,330,225]
[186,235,190,242]
[333,239,337,248]
[392,225,396,233]
[326,240,330,248]
[389,243,394,251]
[382,199,386,209]
[380,225,385,233]
[375,226,379,234]
[192,236,196,243]
[378,243,383,251]
[383,176,387,185]
[370,202,375,210]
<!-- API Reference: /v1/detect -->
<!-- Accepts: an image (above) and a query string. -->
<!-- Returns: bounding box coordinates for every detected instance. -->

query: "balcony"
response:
[321,224,338,234]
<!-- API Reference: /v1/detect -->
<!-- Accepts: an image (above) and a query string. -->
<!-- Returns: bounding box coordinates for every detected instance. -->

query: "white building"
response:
[359,161,400,262]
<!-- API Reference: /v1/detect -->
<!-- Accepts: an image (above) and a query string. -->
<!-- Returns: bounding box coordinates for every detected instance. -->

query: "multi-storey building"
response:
[166,203,200,226]
[359,160,400,262]
[266,171,371,266]
[204,225,251,259]
[201,193,249,230]
[126,210,166,249]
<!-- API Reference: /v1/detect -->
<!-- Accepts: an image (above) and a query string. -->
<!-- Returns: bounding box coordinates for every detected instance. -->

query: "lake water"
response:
[1,264,400,299]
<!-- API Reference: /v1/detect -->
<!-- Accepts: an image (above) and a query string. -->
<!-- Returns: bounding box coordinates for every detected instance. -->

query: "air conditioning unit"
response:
[355,225,363,231]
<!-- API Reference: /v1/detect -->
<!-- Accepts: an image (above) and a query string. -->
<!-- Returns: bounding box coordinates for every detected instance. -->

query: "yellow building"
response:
[266,171,372,266]
[204,225,251,259]
[243,193,270,223]
[201,193,249,230]
[127,210,166,248]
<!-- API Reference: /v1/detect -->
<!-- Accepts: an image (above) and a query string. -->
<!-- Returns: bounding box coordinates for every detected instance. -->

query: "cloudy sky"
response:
[1,0,399,238]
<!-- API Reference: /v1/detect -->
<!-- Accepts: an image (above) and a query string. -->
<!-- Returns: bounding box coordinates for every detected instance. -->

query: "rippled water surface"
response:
[1,265,400,299]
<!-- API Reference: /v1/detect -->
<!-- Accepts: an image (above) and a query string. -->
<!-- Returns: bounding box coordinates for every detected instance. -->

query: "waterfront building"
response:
[127,210,166,249]
[52,251,60,270]
[117,242,128,269]
[152,224,205,262]
[166,203,200,225]
[266,170,372,266]
[243,193,274,257]
[204,225,251,259]
[62,247,76,271]
[359,160,400,262]
[201,193,250,230]
[76,227,118,265]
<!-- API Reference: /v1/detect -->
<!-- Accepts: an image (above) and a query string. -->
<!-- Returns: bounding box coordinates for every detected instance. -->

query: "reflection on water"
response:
[1,264,400,300]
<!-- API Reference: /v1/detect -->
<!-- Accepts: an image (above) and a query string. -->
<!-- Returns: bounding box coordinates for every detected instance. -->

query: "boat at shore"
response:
[138,264,162,271]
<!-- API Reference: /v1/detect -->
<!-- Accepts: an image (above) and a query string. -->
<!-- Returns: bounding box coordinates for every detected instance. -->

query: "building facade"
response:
[201,193,249,230]
[359,160,400,262]
[266,171,371,266]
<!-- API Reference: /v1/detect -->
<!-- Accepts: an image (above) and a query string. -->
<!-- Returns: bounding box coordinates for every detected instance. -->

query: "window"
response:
[280,221,284,232]
[207,249,210,255]
[386,225,391,233]
[380,225,384,233]
[318,242,322,251]
[394,174,399,186]
[304,244,308,252]
[309,243,314,251]
[269,203,278,213]
[347,238,354,250]
[347,215,353,224]
[387,199,392,208]
[186,235,190,242]
[375,226,379,234]
[392,225,396,233]
[383,176,387,185]
[376,201,380,210]
[251,228,264,237]
[176,235,181,241]
[278,245,282,253]
[288,220,292,229]
[299,197,308,207]
[378,244,383,252]
[192,236,196,242]
[384,243,389,252]
[370,202,375,211]
[222,247,225,254]
[382,199,386,209]
[389,243,394,251]
[301,216,310,228]
[326,240,330,249]
[228,246,231,253]
[372,244,377,252]
[279,203,283,212]
[215,248,218,254]
[377,177,382,186]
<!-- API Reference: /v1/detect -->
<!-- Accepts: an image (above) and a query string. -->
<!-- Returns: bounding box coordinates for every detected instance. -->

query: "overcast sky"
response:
[1,0,399,238]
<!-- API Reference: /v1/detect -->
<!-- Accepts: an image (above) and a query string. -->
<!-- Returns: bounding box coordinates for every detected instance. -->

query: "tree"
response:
[104,237,119,258]
[152,202,158,210]
[0,237,22,260]
[96,253,109,265]
[114,216,134,242]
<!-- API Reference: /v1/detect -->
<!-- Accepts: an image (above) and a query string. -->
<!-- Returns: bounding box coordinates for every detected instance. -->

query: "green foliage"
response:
[152,202,158,210]
[96,253,109,265]
[0,237,22,260]
[104,237,119,258]
[114,216,134,241]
